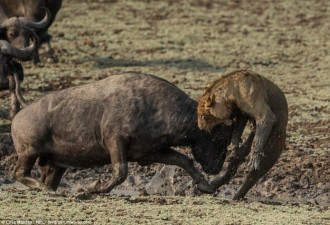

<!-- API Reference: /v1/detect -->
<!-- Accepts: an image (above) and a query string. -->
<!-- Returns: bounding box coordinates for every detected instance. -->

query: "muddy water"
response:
[1,163,328,206]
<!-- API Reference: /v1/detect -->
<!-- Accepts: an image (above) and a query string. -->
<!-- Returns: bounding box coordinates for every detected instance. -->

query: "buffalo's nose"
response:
[203,164,220,175]
[0,77,9,90]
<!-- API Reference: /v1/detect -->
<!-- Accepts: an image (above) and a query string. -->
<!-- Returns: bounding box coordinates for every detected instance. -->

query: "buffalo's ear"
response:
[205,94,215,108]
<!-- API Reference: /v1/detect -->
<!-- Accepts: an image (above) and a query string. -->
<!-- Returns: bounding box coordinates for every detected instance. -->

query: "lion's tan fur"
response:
[197,70,288,199]
[198,70,274,130]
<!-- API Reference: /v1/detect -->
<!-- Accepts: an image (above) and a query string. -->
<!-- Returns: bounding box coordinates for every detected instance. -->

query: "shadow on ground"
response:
[79,57,226,72]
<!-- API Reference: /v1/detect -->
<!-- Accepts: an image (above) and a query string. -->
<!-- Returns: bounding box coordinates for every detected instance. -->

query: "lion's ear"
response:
[205,94,215,108]
[203,83,212,94]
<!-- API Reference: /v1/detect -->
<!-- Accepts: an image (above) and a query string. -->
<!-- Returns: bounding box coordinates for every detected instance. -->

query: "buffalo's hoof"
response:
[197,180,215,194]
[210,176,228,189]
[45,55,59,63]
[75,192,94,200]
[233,195,247,201]
[33,57,41,65]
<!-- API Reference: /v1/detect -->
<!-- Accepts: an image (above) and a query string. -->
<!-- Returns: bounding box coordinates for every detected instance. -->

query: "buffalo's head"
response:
[0,9,49,89]
[192,124,232,175]
[0,33,38,90]
[0,7,50,50]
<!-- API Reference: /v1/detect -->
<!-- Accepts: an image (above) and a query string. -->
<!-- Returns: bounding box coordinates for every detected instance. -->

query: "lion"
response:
[197,70,288,199]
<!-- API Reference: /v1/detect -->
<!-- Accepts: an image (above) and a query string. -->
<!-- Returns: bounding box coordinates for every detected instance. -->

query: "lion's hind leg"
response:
[233,129,285,200]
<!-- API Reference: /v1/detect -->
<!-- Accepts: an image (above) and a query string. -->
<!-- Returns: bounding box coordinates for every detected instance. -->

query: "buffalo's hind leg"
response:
[8,76,20,119]
[88,137,128,194]
[142,148,214,193]
[13,154,50,191]
[39,158,66,191]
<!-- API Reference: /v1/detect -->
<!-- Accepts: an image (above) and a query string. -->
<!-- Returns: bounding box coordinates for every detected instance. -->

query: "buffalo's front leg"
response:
[142,148,215,193]
[13,154,50,191]
[44,40,58,63]
[33,49,41,64]
[88,137,128,194]
[8,76,20,119]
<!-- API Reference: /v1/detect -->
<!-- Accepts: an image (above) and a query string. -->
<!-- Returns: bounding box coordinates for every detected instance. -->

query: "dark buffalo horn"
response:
[0,32,37,59]
[18,7,51,29]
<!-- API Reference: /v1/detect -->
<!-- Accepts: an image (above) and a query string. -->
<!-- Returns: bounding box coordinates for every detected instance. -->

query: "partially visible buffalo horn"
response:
[0,31,38,60]
[18,7,51,29]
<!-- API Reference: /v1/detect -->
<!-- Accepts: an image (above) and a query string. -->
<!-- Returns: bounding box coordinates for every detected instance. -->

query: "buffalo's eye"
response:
[8,30,18,38]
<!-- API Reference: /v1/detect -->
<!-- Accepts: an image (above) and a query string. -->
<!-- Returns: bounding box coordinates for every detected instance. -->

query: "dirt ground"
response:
[0,0,329,223]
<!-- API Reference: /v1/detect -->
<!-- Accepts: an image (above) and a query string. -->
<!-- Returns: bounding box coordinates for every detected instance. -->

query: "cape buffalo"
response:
[197,70,288,199]
[12,72,232,194]
[0,33,37,118]
[0,7,50,90]
[0,0,62,63]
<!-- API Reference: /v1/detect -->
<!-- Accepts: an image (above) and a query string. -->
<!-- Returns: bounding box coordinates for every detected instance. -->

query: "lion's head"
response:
[197,90,233,131]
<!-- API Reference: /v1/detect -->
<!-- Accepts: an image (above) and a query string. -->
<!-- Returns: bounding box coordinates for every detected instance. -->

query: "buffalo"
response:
[12,72,232,194]
[0,0,62,64]
[0,32,37,118]
[0,6,50,90]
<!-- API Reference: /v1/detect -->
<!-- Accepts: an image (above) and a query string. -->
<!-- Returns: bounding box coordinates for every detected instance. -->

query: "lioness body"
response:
[198,70,288,199]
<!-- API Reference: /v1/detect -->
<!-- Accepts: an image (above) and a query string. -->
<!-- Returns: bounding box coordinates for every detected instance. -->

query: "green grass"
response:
[0,190,329,225]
